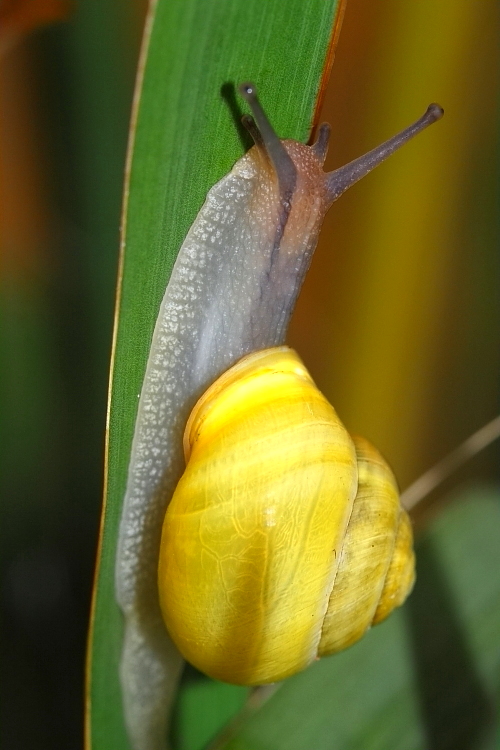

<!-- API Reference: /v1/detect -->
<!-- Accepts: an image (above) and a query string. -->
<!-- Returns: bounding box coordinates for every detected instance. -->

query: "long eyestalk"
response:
[326,104,444,203]
[239,82,297,206]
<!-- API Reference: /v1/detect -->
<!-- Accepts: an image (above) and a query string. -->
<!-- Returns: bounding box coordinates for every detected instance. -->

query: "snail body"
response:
[158,347,414,685]
[115,83,442,748]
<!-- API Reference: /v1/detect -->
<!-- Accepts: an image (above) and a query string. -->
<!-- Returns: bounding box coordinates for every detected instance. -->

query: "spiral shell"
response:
[158,347,414,685]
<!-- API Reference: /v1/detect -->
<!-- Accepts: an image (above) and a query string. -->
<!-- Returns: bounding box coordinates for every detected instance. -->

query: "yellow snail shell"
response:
[158,346,415,685]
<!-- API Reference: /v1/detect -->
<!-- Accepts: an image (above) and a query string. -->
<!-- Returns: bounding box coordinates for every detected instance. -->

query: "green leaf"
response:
[172,674,249,750]
[86,2,343,748]
[210,486,500,750]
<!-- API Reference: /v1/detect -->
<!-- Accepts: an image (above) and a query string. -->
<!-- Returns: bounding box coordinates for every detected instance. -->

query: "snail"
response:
[116,84,443,746]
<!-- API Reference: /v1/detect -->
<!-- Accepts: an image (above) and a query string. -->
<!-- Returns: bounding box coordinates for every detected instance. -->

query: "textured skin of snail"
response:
[158,347,415,685]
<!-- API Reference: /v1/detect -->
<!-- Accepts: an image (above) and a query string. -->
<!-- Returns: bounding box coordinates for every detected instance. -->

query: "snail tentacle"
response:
[239,82,297,209]
[311,122,332,164]
[325,103,444,202]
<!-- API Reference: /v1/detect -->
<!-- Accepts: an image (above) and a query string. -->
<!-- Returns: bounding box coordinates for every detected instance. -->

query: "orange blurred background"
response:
[1,1,498,747]
[291,0,499,507]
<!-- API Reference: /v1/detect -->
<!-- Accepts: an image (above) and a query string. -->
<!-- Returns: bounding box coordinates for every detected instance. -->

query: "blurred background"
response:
[0,1,498,748]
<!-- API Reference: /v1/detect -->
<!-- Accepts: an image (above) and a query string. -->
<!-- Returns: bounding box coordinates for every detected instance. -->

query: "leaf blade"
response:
[86,2,344,748]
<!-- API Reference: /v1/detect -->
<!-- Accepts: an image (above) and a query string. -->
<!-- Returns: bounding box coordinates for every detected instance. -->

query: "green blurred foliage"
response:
[1,1,138,746]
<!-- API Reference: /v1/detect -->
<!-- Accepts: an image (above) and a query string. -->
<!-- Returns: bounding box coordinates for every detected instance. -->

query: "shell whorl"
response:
[319,435,415,655]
